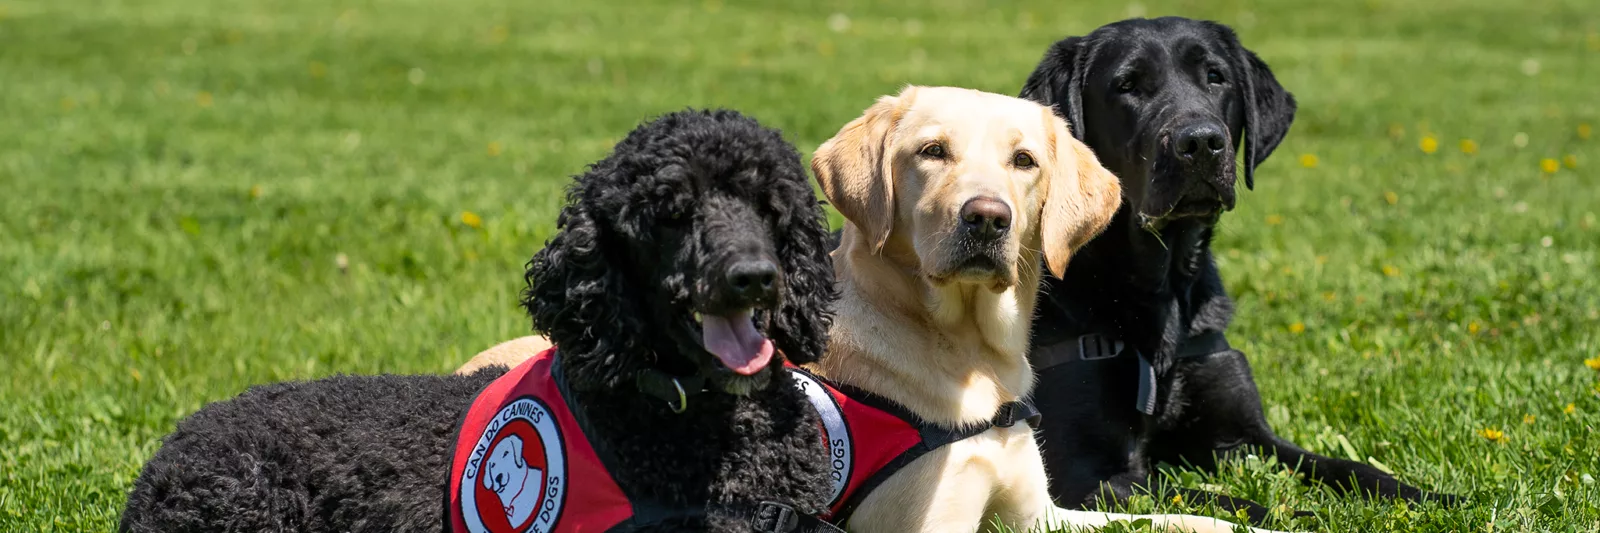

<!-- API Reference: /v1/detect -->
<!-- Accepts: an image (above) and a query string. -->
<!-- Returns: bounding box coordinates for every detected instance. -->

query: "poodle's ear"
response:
[522,195,646,390]
[812,88,915,254]
[770,187,837,366]
[1040,109,1120,278]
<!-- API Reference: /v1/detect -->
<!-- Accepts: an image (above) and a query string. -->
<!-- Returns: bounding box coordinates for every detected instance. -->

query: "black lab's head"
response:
[1021,17,1295,231]
[524,110,835,396]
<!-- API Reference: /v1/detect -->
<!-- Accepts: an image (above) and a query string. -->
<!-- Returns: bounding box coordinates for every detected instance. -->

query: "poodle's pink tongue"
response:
[701,309,774,375]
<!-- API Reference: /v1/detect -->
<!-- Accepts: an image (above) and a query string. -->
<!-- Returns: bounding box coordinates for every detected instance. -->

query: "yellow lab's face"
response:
[814,86,1121,289]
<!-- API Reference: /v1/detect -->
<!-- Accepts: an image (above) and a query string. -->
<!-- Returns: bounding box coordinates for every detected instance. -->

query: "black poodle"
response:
[120,109,841,533]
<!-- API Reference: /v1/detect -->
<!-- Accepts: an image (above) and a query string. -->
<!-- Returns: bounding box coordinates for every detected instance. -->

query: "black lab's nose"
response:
[1173,123,1227,163]
[726,259,779,301]
[959,197,1012,241]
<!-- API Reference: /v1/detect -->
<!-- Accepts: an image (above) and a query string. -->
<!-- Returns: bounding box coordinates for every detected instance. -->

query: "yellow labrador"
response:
[810,86,1277,533]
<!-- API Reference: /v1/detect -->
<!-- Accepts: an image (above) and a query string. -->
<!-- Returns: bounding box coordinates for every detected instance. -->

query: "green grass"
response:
[1,0,1597,530]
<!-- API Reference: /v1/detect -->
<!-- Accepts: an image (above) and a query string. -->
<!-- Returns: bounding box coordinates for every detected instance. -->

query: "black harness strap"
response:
[743,501,847,533]
[1032,330,1231,415]
[930,400,1044,447]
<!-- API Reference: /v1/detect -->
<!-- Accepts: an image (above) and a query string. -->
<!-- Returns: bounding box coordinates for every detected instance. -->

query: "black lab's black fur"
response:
[1018,17,1457,520]
[120,110,838,532]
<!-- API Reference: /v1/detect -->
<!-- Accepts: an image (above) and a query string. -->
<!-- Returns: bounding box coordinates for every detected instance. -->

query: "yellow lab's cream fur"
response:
[454,335,552,376]
[812,86,1280,533]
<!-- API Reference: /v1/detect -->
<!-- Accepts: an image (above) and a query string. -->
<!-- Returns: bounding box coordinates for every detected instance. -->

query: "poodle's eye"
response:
[1012,151,1036,169]
[1206,69,1225,85]
[662,210,689,226]
[918,142,947,159]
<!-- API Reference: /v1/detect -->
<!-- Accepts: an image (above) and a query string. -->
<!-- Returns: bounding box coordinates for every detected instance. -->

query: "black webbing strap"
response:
[927,399,1045,448]
[742,501,846,533]
[1032,330,1231,415]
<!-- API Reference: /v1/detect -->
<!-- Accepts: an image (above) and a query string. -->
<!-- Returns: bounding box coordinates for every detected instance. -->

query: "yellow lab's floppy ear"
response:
[812,89,914,254]
[1040,109,1122,278]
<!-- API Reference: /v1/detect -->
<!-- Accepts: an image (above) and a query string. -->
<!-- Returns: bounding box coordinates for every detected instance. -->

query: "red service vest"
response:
[447,348,1013,532]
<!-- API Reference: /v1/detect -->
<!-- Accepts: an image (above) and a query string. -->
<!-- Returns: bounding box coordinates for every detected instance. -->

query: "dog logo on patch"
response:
[461,397,567,533]
[791,371,852,508]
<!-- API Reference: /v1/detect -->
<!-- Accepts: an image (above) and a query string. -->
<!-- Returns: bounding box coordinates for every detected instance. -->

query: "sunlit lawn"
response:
[1,0,1597,530]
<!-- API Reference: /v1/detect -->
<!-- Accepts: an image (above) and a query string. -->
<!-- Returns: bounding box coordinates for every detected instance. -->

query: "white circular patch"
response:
[792,371,852,507]
[460,397,568,533]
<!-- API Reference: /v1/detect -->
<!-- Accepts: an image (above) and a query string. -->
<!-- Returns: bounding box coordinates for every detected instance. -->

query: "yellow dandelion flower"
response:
[1384,191,1399,205]
[1468,321,1481,335]
[1299,154,1319,168]
[1170,493,1184,505]
[1382,265,1400,277]
[249,185,264,200]
[1478,428,1506,443]
[1563,155,1578,169]
[1420,136,1439,154]
[1566,403,1577,414]
[460,211,483,229]
[1584,356,1600,370]
[1460,139,1478,155]
[486,141,503,157]
[1541,158,1560,174]
[308,61,328,79]
[1266,214,1283,225]
[196,91,214,108]
[1523,414,1536,424]
[1580,123,1593,140]
[1288,322,1306,334]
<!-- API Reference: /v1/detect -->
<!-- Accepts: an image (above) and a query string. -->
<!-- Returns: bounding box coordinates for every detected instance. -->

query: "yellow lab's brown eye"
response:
[919,143,946,158]
[1013,151,1036,168]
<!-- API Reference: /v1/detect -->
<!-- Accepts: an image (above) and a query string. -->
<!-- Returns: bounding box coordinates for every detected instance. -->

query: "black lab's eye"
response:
[1207,69,1225,85]
[1116,79,1136,93]
[919,143,947,159]
[1012,151,1036,169]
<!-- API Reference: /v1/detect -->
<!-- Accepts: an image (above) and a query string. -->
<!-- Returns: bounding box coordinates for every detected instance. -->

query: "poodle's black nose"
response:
[726,259,779,301]
[959,197,1012,241]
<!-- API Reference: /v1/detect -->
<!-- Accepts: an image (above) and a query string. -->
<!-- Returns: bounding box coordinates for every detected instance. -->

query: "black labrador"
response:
[1017,17,1457,519]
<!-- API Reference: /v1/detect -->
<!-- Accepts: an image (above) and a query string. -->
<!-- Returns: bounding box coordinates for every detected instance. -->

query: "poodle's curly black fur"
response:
[120,110,839,532]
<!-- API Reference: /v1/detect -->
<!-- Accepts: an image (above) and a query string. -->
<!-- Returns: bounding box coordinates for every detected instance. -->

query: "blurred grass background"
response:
[1,0,1597,530]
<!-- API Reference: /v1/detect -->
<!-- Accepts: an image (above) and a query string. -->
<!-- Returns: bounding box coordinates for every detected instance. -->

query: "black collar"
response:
[1031,330,1231,415]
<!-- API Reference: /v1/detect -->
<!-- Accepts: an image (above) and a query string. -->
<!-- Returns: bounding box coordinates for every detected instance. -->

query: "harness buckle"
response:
[753,501,800,533]
[994,404,1018,428]
[1077,334,1124,361]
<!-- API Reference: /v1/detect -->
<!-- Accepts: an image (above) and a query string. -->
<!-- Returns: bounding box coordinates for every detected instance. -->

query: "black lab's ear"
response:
[1211,23,1297,190]
[1021,36,1094,140]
